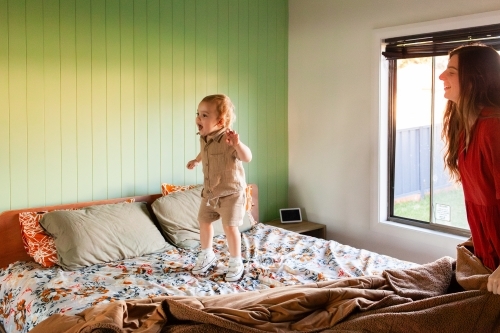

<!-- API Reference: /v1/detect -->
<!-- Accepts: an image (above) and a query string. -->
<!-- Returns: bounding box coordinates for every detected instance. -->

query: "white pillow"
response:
[151,186,253,249]
[40,202,172,270]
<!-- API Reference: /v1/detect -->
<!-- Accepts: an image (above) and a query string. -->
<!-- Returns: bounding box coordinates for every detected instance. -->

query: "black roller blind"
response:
[383,23,500,59]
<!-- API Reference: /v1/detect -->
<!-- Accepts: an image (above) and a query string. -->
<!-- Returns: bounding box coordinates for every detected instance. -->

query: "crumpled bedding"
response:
[28,239,500,333]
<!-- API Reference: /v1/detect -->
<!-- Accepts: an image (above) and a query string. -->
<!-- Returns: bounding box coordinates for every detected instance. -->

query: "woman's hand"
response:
[487,265,500,294]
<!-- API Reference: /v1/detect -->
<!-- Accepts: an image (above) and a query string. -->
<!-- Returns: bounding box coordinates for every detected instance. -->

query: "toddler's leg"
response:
[223,225,241,257]
[199,220,214,250]
[192,221,216,275]
[224,225,244,282]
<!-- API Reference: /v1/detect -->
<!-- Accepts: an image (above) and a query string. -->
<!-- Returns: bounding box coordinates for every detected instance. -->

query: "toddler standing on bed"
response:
[186,94,252,282]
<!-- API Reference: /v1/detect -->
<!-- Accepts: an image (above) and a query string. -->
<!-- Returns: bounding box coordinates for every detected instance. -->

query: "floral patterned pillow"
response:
[19,198,135,268]
[161,183,253,213]
[19,211,59,267]
[244,184,253,213]
[160,184,197,196]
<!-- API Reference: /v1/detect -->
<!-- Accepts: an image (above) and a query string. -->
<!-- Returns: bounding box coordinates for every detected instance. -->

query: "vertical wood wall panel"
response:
[183,0,197,186]
[237,0,249,181]
[266,0,278,220]
[90,0,108,200]
[217,0,229,94]
[44,0,62,205]
[228,1,239,133]
[171,0,185,183]
[194,0,207,184]
[159,0,173,186]
[60,0,78,204]
[276,0,288,211]
[106,0,122,199]
[119,0,135,197]
[257,0,268,218]
[75,0,93,202]
[133,0,148,195]
[247,0,259,188]
[205,1,218,93]
[0,0,288,222]
[8,0,28,210]
[0,0,10,208]
[146,0,161,194]
[26,0,46,208]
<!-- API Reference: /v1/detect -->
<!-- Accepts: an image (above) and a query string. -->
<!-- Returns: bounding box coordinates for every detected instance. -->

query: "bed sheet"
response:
[0,223,419,333]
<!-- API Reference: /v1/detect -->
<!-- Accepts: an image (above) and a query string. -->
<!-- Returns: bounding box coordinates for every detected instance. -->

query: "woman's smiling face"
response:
[438,54,460,103]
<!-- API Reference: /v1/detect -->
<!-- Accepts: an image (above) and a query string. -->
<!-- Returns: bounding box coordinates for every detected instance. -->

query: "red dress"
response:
[458,107,500,271]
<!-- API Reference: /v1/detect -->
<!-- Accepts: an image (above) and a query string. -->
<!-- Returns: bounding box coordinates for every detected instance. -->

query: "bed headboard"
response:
[0,184,259,269]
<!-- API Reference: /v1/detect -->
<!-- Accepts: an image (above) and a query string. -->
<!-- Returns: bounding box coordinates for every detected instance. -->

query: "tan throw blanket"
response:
[30,243,500,333]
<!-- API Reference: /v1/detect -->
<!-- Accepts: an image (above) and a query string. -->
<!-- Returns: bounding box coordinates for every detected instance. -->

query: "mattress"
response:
[0,223,418,333]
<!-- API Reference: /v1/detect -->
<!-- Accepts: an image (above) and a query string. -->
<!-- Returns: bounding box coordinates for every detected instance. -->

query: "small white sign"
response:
[435,203,451,222]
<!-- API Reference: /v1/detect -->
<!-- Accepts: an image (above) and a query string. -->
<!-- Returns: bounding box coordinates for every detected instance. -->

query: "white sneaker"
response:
[192,251,216,274]
[225,258,244,282]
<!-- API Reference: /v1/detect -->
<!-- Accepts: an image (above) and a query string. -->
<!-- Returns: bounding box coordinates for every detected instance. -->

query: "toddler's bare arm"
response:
[186,152,202,169]
[225,129,252,162]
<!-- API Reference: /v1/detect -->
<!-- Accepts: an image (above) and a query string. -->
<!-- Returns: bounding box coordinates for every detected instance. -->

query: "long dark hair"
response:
[442,44,500,181]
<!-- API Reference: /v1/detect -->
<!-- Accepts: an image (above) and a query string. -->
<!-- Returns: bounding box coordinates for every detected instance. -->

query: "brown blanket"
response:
[30,242,500,333]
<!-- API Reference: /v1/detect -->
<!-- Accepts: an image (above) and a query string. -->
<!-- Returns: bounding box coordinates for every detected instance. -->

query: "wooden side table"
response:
[264,220,326,239]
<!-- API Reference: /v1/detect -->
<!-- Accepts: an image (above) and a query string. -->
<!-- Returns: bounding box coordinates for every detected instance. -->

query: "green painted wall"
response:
[0,0,288,222]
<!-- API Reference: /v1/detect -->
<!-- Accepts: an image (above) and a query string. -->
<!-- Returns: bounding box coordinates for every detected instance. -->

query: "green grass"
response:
[394,187,469,230]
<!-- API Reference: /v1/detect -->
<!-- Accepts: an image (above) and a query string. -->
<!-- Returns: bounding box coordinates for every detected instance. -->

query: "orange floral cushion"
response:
[19,198,135,268]
[161,184,197,196]
[245,185,253,212]
[19,211,59,267]
[161,183,253,212]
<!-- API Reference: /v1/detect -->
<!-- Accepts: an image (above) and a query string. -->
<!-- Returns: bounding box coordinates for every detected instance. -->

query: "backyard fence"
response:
[394,125,452,199]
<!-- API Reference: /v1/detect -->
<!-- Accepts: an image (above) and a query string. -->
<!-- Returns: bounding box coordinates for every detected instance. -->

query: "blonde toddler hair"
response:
[201,94,236,129]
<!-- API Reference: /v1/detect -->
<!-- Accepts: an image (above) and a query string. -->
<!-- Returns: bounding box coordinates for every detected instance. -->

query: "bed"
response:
[0,184,499,333]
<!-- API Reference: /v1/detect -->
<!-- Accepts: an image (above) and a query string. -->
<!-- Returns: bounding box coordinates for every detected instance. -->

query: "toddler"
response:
[186,94,252,282]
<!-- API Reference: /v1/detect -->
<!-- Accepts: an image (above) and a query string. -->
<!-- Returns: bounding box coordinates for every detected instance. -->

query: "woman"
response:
[439,43,500,294]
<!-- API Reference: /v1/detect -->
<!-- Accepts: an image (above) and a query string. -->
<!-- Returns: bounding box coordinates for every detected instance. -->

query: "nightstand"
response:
[264,220,326,239]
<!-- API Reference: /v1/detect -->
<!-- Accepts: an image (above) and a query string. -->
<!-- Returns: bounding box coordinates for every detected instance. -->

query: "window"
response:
[382,23,500,237]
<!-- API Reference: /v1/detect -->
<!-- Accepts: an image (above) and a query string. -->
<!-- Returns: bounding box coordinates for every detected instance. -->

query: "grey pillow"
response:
[40,202,171,270]
[151,186,253,249]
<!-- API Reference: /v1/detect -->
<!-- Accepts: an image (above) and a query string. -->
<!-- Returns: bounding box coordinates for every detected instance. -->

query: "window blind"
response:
[383,23,500,59]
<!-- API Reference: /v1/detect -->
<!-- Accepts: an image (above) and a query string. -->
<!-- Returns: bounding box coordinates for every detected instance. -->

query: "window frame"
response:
[386,57,470,237]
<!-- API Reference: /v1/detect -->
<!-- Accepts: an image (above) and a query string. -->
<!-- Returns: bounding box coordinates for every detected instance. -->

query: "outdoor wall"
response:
[0,0,288,222]
[288,0,500,263]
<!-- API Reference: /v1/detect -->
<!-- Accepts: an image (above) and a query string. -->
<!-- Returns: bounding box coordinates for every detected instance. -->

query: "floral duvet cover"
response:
[0,223,418,333]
